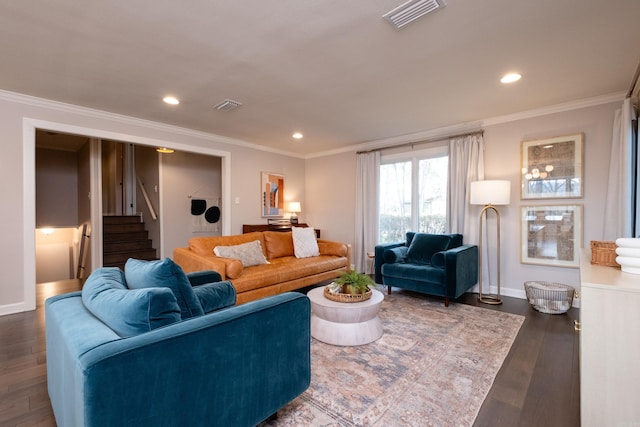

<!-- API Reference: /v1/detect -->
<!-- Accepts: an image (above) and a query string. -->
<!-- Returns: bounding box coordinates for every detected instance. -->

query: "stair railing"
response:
[76,223,90,279]
[137,176,158,221]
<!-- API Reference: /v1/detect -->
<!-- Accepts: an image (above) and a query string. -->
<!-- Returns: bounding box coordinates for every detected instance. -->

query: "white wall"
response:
[161,150,222,257]
[305,152,357,243]
[35,148,78,227]
[0,88,621,314]
[306,101,621,300]
[0,92,305,314]
[35,227,77,283]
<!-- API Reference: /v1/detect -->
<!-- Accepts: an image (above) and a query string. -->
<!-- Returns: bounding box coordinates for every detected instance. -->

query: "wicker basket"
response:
[323,286,372,303]
[590,241,618,267]
[524,281,575,314]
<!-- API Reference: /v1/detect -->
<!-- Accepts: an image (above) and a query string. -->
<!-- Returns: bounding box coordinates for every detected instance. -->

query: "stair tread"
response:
[103,215,156,266]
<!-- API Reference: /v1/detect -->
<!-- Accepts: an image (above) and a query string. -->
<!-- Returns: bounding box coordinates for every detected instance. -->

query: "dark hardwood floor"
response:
[0,281,579,427]
[457,292,580,427]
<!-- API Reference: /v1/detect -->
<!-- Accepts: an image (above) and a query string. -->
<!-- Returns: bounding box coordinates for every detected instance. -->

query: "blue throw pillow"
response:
[125,258,204,319]
[406,234,453,265]
[186,270,223,287]
[192,281,237,313]
[82,267,182,338]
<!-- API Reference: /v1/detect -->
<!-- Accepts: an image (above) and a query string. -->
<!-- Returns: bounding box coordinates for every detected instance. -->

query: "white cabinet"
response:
[580,249,640,426]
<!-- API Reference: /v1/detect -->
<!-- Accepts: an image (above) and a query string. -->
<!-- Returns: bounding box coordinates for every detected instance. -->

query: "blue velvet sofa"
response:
[374,232,478,306]
[45,258,311,427]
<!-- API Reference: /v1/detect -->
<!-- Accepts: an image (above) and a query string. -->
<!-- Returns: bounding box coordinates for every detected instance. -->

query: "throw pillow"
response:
[186,270,223,286]
[82,267,182,338]
[192,281,237,313]
[406,234,453,265]
[125,258,204,320]
[292,226,320,258]
[213,240,269,267]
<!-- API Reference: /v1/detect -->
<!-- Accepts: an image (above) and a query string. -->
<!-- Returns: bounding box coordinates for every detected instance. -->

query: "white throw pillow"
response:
[213,240,269,267]
[292,226,320,258]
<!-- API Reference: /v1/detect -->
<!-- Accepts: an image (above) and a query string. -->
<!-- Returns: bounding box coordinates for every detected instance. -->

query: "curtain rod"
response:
[626,60,640,99]
[356,129,484,154]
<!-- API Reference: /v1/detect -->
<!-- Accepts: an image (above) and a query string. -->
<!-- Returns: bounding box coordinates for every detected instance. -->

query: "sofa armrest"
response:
[374,242,406,284]
[443,244,479,299]
[174,247,242,280]
[317,239,347,257]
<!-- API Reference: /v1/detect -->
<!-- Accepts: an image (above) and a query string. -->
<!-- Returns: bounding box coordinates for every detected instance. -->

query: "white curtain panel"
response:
[448,133,485,290]
[447,133,485,240]
[355,151,380,273]
[603,98,636,240]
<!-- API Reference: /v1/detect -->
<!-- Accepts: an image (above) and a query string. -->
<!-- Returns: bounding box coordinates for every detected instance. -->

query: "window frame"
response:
[379,143,449,240]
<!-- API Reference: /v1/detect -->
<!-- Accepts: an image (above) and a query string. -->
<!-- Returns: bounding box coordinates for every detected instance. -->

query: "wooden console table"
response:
[243,223,320,238]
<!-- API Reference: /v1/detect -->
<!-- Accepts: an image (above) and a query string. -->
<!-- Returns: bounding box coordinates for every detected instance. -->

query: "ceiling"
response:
[2,0,639,156]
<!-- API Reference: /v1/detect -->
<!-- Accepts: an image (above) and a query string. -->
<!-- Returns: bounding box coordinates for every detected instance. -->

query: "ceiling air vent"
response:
[214,99,242,112]
[383,0,446,30]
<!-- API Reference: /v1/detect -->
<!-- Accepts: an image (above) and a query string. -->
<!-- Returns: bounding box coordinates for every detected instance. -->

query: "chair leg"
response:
[387,285,391,295]
[444,297,449,307]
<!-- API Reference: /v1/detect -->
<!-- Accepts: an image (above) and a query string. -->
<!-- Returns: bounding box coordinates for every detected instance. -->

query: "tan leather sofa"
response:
[174,231,351,304]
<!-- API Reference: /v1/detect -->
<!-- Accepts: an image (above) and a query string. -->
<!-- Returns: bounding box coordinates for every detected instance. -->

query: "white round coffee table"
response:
[307,286,384,346]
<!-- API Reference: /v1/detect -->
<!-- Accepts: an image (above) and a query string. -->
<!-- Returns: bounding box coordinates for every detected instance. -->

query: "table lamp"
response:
[288,202,301,224]
[470,180,511,304]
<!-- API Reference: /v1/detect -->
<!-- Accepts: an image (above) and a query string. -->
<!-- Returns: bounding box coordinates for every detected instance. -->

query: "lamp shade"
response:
[470,180,511,205]
[288,202,301,213]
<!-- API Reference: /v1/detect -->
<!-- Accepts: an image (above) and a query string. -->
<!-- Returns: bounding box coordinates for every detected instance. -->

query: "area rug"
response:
[262,291,524,427]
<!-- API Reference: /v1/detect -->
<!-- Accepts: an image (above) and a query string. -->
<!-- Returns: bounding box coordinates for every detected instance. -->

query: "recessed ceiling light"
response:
[156,147,175,153]
[500,73,522,84]
[163,96,180,105]
[292,132,303,139]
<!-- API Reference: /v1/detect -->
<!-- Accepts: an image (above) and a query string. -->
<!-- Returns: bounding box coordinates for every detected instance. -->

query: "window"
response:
[379,146,448,243]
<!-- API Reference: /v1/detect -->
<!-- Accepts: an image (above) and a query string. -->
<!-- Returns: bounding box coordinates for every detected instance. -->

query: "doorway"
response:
[35,131,92,283]
[24,118,231,311]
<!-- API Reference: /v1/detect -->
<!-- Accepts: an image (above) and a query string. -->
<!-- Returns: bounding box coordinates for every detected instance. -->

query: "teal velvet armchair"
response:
[374,232,478,306]
[46,260,311,427]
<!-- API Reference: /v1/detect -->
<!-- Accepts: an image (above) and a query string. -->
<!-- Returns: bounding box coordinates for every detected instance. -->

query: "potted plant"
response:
[334,270,375,295]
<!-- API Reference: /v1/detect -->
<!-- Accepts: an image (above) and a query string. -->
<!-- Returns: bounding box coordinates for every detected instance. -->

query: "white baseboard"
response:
[0,302,27,316]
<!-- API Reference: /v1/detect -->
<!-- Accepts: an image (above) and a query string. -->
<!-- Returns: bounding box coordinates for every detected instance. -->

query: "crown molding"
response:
[0,90,306,159]
[0,89,624,161]
[480,91,626,127]
[306,91,626,159]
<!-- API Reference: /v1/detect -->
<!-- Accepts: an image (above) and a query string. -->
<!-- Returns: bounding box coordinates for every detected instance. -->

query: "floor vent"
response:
[214,99,242,112]
[383,0,446,30]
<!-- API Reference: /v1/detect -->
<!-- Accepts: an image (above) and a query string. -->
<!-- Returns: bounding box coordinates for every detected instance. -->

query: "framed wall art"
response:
[521,133,583,199]
[261,172,285,217]
[521,204,583,268]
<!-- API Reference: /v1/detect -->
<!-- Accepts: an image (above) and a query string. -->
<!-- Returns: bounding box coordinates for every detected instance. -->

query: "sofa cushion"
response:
[263,231,295,259]
[292,226,320,258]
[192,281,237,313]
[82,267,182,338]
[406,234,453,265]
[214,240,270,267]
[125,258,204,319]
[231,255,348,293]
[189,232,266,256]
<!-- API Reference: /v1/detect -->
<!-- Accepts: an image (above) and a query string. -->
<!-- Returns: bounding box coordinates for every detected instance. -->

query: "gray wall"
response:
[305,101,620,300]
[0,89,622,313]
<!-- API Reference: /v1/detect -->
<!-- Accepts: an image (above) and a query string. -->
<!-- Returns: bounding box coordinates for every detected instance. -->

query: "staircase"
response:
[103,215,158,270]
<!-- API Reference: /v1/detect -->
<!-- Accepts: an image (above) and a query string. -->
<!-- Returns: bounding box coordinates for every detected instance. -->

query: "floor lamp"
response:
[470,180,511,305]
